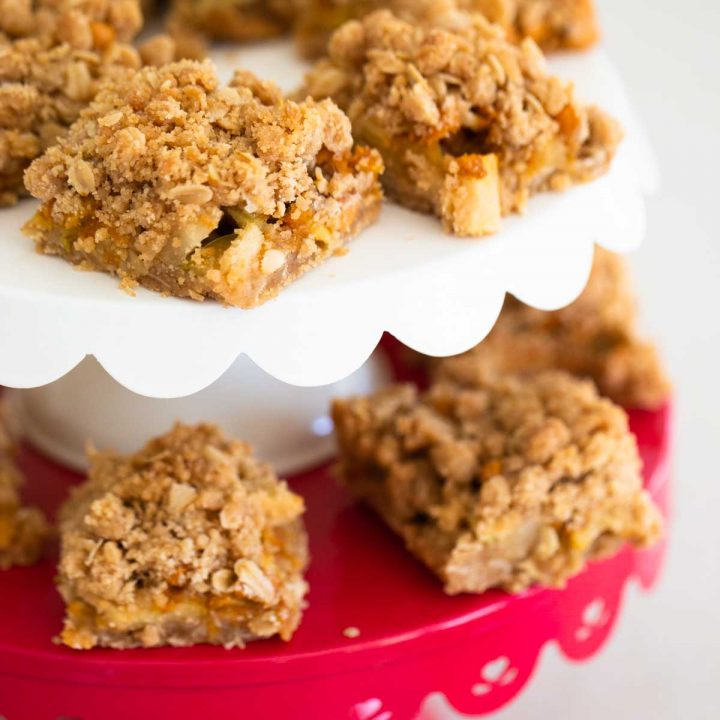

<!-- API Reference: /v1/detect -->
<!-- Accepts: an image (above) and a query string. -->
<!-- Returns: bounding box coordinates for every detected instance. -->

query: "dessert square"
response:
[333,372,662,595]
[0,5,142,206]
[57,423,309,650]
[0,408,49,570]
[433,248,671,409]
[24,61,384,308]
[169,0,294,42]
[301,10,620,236]
[294,0,598,59]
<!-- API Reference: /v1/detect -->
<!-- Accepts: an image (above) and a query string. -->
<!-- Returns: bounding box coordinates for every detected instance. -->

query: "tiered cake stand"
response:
[0,41,667,720]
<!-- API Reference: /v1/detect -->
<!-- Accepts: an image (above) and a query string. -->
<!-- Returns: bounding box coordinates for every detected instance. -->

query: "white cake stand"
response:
[0,42,656,472]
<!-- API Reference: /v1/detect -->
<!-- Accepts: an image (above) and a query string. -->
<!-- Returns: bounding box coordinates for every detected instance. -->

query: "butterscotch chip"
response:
[57,423,309,650]
[294,0,598,59]
[24,60,383,308]
[433,248,671,410]
[301,10,620,236]
[333,372,662,595]
[0,406,49,570]
[169,0,294,42]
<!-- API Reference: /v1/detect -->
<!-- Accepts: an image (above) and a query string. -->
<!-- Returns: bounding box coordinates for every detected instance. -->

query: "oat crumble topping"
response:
[0,1,144,206]
[434,248,671,409]
[23,60,383,307]
[57,423,309,650]
[301,10,620,236]
[0,405,49,570]
[0,0,143,45]
[333,371,662,594]
[294,0,599,59]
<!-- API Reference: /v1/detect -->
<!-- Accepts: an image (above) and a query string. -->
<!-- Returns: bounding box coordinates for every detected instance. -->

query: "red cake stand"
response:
[0,395,672,720]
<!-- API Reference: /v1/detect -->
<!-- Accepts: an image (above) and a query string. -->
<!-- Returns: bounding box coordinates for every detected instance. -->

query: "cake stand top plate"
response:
[0,44,656,396]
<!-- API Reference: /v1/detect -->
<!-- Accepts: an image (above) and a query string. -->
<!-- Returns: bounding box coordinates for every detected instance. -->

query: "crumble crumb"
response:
[511,0,599,51]
[301,9,620,236]
[57,423,309,650]
[23,60,383,307]
[333,371,663,595]
[137,33,178,66]
[433,248,671,410]
[0,405,49,570]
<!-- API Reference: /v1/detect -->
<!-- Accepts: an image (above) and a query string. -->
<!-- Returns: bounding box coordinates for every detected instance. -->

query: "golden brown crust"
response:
[434,248,672,409]
[57,423,309,650]
[300,10,620,236]
[0,405,49,570]
[23,60,384,307]
[333,372,662,595]
[293,0,599,59]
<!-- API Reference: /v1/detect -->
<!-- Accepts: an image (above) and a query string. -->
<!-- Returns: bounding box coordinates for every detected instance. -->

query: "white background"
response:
[429,0,720,717]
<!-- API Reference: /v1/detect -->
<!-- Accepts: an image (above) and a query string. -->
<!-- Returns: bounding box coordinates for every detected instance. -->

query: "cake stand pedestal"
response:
[5,352,390,474]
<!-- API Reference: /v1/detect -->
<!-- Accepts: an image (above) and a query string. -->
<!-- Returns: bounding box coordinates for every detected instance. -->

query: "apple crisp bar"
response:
[433,248,671,409]
[301,10,620,237]
[0,407,49,570]
[24,61,383,307]
[0,4,143,206]
[0,0,144,45]
[333,372,662,595]
[57,423,309,650]
[169,0,294,42]
[294,0,598,59]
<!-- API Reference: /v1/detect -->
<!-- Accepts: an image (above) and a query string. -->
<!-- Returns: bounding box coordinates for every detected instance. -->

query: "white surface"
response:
[6,353,389,475]
[0,47,653,395]
[430,0,720,718]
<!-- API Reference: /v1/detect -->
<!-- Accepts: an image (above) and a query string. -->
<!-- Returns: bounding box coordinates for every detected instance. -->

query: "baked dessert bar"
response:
[433,248,671,409]
[0,8,142,206]
[0,407,49,570]
[294,0,598,59]
[333,372,662,594]
[57,423,309,650]
[301,10,620,236]
[24,61,383,307]
[169,0,294,42]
